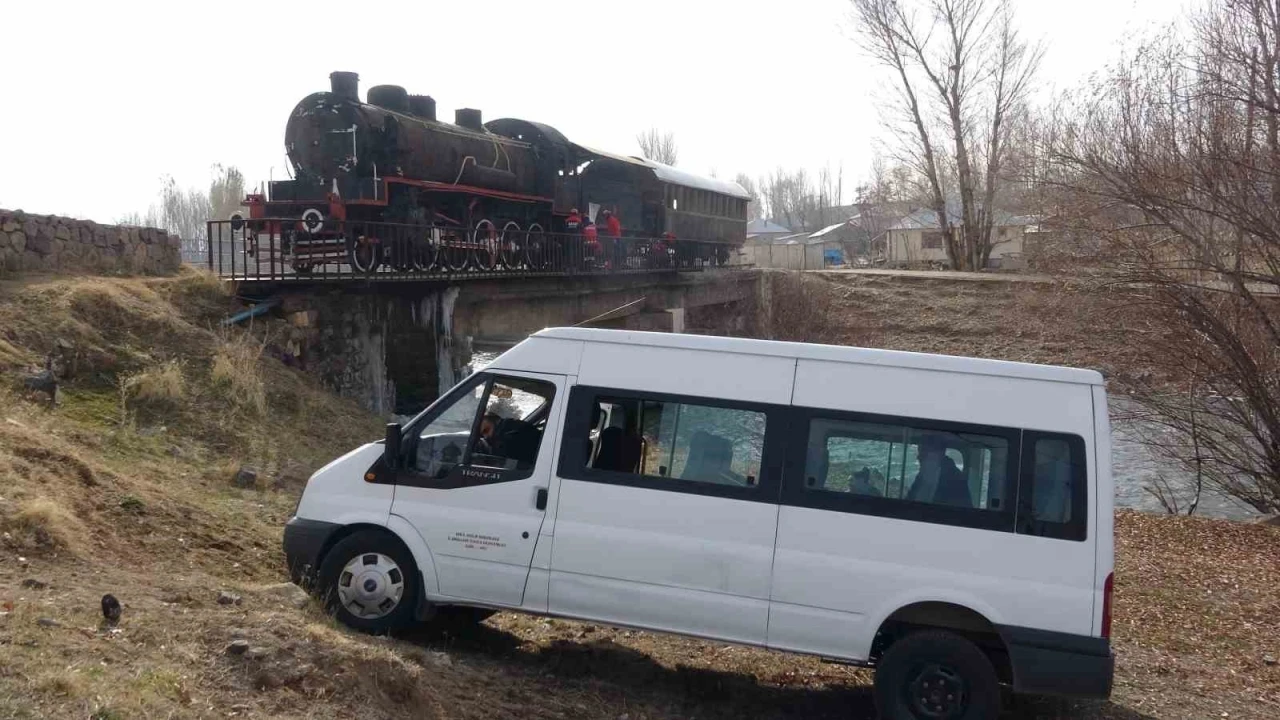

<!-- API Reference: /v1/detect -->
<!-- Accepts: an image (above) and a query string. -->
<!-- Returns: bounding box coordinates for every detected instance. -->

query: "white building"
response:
[885,208,1032,269]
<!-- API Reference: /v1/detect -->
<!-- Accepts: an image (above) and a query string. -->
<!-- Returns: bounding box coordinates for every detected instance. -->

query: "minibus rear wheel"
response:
[318,530,420,634]
[873,630,1000,720]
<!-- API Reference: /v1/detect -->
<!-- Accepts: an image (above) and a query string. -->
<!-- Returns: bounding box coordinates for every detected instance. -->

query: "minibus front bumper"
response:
[1002,626,1114,699]
[283,516,342,586]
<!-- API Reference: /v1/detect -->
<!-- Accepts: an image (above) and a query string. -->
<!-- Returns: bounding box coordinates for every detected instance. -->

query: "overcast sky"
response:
[1,0,1186,223]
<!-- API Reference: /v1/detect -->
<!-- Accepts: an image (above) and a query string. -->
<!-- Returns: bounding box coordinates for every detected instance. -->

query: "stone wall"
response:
[0,208,181,276]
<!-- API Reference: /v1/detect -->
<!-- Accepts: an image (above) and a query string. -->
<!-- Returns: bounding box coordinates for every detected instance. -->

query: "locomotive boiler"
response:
[245,71,749,273]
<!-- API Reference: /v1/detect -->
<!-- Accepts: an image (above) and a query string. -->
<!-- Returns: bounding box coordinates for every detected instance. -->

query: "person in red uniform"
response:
[582,217,600,269]
[561,208,582,271]
[603,209,623,269]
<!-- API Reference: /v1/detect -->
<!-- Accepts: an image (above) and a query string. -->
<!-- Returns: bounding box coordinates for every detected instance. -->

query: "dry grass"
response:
[123,359,186,407]
[212,330,267,416]
[0,497,84,555]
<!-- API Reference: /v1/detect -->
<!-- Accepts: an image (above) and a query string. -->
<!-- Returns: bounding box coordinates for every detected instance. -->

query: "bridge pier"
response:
[278,286,471,416]
[263,269,761,416]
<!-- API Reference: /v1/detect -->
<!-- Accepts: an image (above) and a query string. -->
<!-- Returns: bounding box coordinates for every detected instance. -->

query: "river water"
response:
[464,348,1256,521]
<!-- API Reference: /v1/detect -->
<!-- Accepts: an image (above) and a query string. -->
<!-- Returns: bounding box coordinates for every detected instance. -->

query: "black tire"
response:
[873,630,1001,720]
[318,530,420,634]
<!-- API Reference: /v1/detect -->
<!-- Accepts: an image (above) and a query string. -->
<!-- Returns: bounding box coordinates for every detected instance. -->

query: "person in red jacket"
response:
[603,209,623,269]
[582,217,600,269]
[565,208,582,232]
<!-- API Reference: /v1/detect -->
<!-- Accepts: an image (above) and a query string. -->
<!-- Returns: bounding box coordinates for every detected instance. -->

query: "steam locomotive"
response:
[244,71,749,272]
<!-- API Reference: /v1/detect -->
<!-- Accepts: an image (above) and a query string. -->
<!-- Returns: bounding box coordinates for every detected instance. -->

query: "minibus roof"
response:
[528,327,1105,386]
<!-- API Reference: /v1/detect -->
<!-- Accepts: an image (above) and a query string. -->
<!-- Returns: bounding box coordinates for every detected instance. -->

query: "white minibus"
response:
[285,327,1114,719]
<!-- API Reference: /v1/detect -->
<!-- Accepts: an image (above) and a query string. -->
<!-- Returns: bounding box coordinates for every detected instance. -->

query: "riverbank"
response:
[1,271,1273,719]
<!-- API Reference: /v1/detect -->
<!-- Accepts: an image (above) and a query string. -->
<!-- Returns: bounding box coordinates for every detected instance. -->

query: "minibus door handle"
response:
[535,487,548,511]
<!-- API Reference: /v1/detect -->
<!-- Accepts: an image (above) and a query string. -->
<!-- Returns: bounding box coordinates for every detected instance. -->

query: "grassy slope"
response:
[0,271,1275,719]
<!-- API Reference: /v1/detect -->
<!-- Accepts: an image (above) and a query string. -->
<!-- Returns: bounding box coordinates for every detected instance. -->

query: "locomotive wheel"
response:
[441,229,470,272]
[498,221,522,269]
[348,233,382,274]
[412,229,438,272]
[387,227,415,272]
[471,219,498,271]
[523,223,548,270]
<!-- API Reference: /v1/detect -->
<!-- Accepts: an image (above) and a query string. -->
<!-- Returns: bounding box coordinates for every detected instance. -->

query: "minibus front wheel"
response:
[318,529,420,634]
[874,630,1001,720]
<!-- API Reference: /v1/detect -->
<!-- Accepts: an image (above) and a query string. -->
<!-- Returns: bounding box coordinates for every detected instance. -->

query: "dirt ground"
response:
[0,270,1276,719]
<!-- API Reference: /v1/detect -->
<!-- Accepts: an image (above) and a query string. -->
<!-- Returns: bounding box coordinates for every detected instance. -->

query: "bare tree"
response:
[816,164,846,228]
[121,164,246,241]
[1049,0,1280,513]
[854,154,918,257]
[762,169,791,228]
[636,129,679,166]
[209,164,246,221]
[852,0,1042,270]
[759,168,826,232]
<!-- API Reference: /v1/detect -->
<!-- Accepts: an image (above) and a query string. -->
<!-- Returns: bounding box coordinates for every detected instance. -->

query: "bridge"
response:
[205,219,761,415]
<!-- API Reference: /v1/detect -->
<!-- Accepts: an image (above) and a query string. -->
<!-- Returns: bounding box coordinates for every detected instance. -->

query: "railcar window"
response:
[803,417,1010,511]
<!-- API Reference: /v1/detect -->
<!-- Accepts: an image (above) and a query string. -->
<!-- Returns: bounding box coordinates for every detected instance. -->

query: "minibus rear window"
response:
[1018,432,1088,541]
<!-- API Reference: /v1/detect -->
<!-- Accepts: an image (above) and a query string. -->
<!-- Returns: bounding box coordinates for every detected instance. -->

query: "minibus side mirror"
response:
[384,423,403,469]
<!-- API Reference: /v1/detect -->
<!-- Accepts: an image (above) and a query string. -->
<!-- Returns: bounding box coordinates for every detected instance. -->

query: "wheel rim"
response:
[906,663,969,719]
[336,552,405,620]
[412,228,437,272]
[441,229,469,271]
[472,219,497,271]
[349,233,381,273]
[524,223,546,269]
[498,221,521,269]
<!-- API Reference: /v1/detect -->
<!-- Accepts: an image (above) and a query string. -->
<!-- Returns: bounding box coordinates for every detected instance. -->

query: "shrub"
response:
[123,360,186,407]
[211,332,266,416]
[0,497,83,554]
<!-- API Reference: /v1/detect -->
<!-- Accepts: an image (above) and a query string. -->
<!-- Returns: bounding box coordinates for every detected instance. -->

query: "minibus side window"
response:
[1018,432,1088,541]
[413,377,487,480]
[408,373,555,483]
[468,377,556,473]
[578,393,767,489]
[802,418,1011,512]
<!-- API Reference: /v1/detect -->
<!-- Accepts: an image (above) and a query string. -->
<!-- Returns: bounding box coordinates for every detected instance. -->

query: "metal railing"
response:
[205,218,739,282]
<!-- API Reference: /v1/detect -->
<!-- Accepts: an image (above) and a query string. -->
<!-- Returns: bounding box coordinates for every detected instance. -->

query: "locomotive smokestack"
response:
[330,71,359,101]
[456,108,483,131]
[409,95,437,121]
